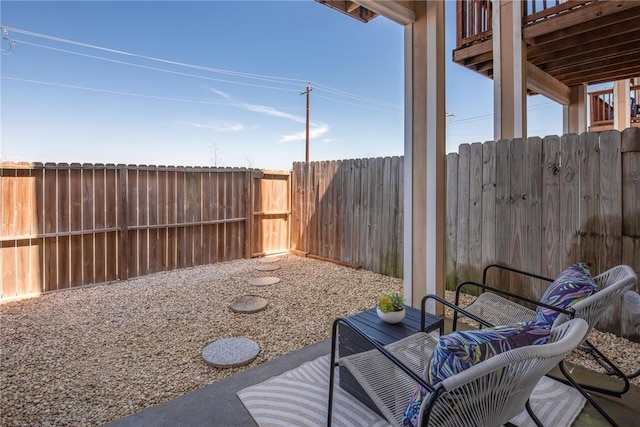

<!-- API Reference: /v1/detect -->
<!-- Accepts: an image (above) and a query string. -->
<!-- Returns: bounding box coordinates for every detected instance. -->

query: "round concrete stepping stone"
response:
[230,295,268,313]
[247,276,281,286]
[259,256,282,264]
[255,264,280,272]
[202,337,260,368]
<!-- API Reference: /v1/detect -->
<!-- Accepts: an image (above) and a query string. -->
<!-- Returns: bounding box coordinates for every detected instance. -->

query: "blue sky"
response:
[1,0,567,170]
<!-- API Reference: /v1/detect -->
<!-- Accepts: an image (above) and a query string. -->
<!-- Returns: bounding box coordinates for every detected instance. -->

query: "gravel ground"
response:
[1,255,638,426]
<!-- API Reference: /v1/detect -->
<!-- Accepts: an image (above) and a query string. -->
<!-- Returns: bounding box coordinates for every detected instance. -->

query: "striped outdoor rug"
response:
[237,354,585,427]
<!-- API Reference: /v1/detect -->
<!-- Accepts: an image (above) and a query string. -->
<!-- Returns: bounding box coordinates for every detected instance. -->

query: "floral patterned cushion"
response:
[401,321,551,427]
[536,262,598,325]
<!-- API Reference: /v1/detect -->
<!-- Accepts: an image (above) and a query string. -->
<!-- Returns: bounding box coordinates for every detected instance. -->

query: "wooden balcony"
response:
[589,84,640,131]
[455,0,640,88]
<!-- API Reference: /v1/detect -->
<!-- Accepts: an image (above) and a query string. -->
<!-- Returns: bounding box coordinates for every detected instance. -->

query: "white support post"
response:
[403,1,446,314]
[492,0,526,140]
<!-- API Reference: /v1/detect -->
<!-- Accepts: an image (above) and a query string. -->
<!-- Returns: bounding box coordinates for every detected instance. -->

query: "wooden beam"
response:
[525,5,640,48]
[354,0,415,25]
[529,33,640,67]
[453,39,492,63]
[346,2,360,13]
[527,62,570,105]
[523,1,639,40]
[527,21,640,60]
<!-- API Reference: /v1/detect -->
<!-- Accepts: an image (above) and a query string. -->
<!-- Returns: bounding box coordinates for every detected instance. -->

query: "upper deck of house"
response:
[318,0,640,131]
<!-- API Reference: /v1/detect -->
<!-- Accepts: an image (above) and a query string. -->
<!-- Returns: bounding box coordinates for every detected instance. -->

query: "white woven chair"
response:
[453,263,638,426]
[327,315,589,427]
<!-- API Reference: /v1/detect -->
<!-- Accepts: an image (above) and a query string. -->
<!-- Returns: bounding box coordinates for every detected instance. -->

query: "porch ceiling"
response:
[315,0,379,23]
[454,1,640,87]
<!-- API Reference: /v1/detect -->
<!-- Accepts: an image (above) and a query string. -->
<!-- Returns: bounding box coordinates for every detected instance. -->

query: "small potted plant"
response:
[376,292,405,324]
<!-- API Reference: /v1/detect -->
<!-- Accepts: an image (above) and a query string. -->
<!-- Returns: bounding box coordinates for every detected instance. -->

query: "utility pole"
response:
[300,84,313,163]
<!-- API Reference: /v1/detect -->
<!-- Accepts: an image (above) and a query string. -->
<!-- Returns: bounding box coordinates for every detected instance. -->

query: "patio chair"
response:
[327,296,590,427]
[452,263,637,426]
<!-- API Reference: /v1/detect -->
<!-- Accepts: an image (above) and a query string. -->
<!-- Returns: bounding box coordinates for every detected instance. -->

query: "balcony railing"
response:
[457,0,591,47]
[589,85,640,131]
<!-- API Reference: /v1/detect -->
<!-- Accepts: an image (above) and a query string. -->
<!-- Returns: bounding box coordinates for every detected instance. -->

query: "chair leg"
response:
[555,362,620,427]
[525,400,544,427]
[583,339,637,384]
[327,319,340,427]
[555,341,630,397]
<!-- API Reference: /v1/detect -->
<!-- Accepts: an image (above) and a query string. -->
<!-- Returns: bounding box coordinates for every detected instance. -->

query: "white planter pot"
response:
[376,307,405,324]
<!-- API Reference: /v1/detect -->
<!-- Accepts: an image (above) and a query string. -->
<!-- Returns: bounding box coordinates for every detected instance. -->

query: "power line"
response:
[12,39,302,93]
[0,76,303,110]
[4,26,400,110]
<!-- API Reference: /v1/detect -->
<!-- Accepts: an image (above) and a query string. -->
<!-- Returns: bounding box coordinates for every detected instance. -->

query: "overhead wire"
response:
[1,76,304,110]
[12,39,302,93]
[4,26,401,110]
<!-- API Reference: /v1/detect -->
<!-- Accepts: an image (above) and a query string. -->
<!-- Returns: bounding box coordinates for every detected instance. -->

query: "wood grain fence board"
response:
[351,159,362,265]
[525,137,543,298]
[147,169,158,274]
[339,161,350,263]
[94,168,106,283]
[315,161,323,257]
[622,236,640,271]
[126,168,138,278]
[34,168,45,293]
[105,168,118,281]
[378,157,398,276]
[234,172,244,259]
[622,137,640,240]
[446,153,459,289]
[57,167,70,289]
[1,168,14,297]
[140,168,151,274]
[495,139,511,287]
[456,144,471,283]
[217,172,227,262]
[368,159,376,272]
[176,170,186,267]
[334,161,343,262]
[203,172,214,263]
[369,158,378,272]
[481,141,497,286]
[210,173,221,263]
[598,132,624,334]
[469,143,483,284]
[44,168,58,291]
[559,134,580,265]
[509,138,527,295]
[599,131,623,271]
[69,166,83,287]
[18,169,35,295]
[1,240,14,298]
[82,167,95,285]
[396,157,404,278]
[331,160,340,261]
[291,163,301,251]
[578,132,601,270]
[542,135,562,279]
[391,157,402,277]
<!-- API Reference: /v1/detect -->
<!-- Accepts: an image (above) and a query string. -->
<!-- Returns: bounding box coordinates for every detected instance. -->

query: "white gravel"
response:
[1,255,638,426]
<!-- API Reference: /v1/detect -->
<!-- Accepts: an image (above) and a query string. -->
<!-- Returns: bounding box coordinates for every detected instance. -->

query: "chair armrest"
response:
[421,293,494,329]
[482,263,554,285]
[330,317,435,393]
[454,280,575,324]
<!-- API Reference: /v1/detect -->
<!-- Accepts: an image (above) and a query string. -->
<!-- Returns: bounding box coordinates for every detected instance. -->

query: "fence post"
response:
[245,170,253,259]
[118,166,129,280]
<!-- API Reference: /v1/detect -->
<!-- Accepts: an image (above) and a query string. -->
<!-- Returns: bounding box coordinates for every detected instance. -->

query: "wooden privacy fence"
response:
[447,128,640,337]
[0,163,290,300]
[289,129,639,339]
[290,157,404,277]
